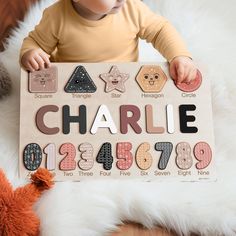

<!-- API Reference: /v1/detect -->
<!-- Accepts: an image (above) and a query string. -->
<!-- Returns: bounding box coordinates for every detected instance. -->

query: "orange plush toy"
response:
[0,168,54,236]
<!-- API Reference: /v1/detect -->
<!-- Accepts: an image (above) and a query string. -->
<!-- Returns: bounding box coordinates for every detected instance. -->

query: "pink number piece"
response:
[194,142,212,169]
[59,143,76,171]
[116,142,133,170]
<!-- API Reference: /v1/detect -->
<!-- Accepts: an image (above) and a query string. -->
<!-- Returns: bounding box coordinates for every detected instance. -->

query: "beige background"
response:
[19,62,216,181]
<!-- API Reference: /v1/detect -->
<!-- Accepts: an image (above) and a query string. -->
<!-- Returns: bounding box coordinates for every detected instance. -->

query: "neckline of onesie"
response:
[68,0,113,27]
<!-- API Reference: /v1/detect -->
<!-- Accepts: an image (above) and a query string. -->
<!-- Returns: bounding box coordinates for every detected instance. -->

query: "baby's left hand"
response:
[169,56,197,84]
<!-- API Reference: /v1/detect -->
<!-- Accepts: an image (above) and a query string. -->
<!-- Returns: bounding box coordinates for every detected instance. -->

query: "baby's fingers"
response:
[169,63,177,81]
[34,55,46,70]
[25,62,35,72]
[39,52,51,68]
[29,58,39,71]
[176,64,185,84]
[185,69,197,83]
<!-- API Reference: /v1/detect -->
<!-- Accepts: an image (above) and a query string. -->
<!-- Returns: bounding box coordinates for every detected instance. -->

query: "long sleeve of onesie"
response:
[20,0,191,63]
[134,0,191,61]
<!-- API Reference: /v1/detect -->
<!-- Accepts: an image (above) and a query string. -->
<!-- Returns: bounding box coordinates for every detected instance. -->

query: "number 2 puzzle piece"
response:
[175,70,202,92]
[135,65,167,93]
[64,66,97,93]
[28,66,58,93]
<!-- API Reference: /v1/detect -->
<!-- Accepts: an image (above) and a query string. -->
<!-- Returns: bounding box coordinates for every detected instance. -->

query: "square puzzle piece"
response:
[28,66,58,93]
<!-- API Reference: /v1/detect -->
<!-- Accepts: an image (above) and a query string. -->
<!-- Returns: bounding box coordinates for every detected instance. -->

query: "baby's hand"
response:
[21,48,51,72]
[169,56,197,84]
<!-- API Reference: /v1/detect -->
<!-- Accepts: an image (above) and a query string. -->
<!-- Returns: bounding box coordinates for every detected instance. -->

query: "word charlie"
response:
[35,104,198,135]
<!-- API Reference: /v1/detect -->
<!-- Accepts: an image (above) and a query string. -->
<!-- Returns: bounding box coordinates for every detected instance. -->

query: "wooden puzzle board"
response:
[19,62,216,181]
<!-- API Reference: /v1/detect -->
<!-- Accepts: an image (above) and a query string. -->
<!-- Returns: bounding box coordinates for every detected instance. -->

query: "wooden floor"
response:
[109,223,177,236]
[0,1,184,235]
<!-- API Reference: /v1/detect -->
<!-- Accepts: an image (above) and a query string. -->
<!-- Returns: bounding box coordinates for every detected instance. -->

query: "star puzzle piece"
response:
[135,65,167,93]
[64,66,97,93]
[99,65,129,93]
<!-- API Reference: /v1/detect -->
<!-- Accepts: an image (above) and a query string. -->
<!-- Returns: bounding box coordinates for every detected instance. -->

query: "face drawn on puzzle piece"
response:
[135,65,167,93]
[175,70,202,92]
[99,65,129,93]
[64,66,97,93]
[28,66,58,93]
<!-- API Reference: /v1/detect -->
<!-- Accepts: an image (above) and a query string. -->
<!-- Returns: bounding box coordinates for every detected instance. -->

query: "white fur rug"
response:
[1,0,236,235]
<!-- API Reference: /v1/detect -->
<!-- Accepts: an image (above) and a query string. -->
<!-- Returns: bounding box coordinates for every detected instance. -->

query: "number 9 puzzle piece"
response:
[135,65,167,93]
[28,66,58,93]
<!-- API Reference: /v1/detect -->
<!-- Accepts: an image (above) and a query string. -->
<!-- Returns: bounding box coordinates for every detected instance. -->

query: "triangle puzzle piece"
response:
[64,66,97,93]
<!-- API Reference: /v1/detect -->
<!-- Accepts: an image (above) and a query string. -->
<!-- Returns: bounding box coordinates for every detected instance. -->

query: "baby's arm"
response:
[135,0,197,83]
[20,7,60,72]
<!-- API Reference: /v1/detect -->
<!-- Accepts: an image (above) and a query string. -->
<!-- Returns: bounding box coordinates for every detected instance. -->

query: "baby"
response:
[20,0,198,84]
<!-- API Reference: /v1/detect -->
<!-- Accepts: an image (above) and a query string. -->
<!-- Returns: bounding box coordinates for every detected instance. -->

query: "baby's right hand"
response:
[21,48,51,72]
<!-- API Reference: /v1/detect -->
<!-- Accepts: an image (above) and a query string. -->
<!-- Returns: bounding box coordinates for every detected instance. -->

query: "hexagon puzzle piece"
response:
[135,65,167,93]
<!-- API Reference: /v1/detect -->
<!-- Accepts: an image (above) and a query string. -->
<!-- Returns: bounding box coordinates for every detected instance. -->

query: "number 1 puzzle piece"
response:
[64,66,97,93]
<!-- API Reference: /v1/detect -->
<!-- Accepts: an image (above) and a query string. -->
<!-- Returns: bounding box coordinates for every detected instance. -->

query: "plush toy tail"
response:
[0,169,54,236]
[0,61,12,98]
[31,168,54,192]
[14,168,54,208]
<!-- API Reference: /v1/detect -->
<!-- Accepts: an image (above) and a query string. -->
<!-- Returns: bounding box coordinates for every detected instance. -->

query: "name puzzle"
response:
[19,63,216,181]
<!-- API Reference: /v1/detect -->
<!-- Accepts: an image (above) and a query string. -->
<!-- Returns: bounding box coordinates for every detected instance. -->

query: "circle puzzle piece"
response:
[135,65,167,93]
[99,65,129,93]
[64,66,97,93]
[175,70,202,92]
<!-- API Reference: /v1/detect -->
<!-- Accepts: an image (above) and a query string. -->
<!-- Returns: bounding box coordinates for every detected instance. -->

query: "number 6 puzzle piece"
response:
[64,66,97,93]
[28,66,58,93]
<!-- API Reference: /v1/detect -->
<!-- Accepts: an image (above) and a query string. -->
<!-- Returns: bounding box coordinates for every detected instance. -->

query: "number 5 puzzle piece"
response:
[28,66,58,93]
